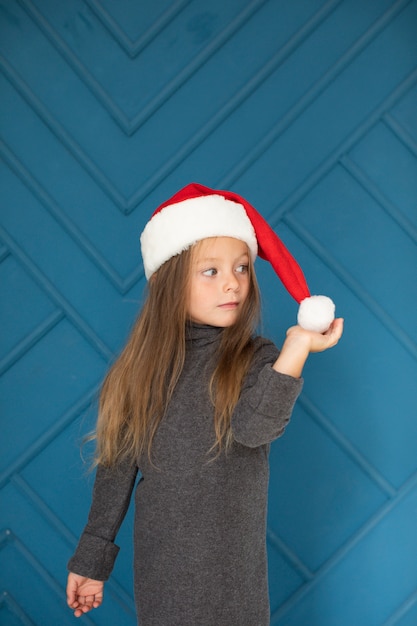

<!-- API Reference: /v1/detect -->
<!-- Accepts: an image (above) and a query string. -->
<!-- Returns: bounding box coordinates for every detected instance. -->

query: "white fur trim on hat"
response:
[140,194,258,279]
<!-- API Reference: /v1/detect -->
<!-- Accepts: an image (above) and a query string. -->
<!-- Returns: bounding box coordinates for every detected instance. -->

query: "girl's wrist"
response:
[272,331,311,378]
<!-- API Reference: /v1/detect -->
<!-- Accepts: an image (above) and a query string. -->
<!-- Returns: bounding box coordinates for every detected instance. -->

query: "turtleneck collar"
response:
[185,322,224,347]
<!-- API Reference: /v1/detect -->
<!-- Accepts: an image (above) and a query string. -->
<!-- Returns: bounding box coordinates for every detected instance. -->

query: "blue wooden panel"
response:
[275,486,417,626]
[350,120,417,227]
[0,254,57,360]
[269,404,388,571]
[0,320,107,478]
[1,0,416,624]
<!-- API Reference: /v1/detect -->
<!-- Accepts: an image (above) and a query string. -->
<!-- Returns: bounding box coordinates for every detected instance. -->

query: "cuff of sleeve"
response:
[251,365,303,415]
[67,532,120,581]
[232,365,303,447]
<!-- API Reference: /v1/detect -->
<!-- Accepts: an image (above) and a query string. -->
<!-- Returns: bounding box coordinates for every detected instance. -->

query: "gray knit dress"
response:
[68,324,302,625]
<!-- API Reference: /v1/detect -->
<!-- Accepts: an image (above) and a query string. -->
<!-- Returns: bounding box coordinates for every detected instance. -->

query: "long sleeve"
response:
[68,458,138,580]
[231,338,303,447]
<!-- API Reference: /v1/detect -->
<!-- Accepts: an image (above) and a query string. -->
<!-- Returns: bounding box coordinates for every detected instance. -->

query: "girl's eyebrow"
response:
[196,252,249,264]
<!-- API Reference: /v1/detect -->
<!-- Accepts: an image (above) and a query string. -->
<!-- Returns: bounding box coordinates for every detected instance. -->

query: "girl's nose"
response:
[224,272,239,292]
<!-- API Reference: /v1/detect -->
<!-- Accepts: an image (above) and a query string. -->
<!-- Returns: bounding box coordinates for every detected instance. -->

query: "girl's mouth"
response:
[218,302,239,309]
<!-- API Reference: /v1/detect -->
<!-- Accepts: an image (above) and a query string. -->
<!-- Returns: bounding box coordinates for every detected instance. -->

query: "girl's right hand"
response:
[66,572,104,617]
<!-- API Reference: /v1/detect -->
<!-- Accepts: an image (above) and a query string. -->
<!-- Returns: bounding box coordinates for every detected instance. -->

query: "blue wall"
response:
[1,1,417,624]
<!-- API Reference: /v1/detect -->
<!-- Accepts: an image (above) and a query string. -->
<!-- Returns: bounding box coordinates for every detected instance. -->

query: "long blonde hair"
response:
[94,239,261,467]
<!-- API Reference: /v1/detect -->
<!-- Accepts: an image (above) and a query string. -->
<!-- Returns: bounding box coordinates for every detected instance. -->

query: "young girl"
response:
[66,183,343,625]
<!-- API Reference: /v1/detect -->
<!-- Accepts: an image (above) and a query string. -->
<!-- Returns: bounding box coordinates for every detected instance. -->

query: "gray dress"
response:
[68,324,302,625]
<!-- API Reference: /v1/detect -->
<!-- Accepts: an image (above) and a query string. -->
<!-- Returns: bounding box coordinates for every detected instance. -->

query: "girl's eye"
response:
[202,268,217,277]
[236,264,249,274]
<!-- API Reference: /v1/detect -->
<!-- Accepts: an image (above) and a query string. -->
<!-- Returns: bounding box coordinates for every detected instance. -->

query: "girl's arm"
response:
[273,318,344,379]
[231,319,343,448]
[67,459,138,592]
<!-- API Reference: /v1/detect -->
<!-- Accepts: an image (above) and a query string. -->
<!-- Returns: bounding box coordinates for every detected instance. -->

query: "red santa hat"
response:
[140,182,335,332]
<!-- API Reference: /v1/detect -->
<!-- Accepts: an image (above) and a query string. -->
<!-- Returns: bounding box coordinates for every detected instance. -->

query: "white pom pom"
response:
[297,295,335,333]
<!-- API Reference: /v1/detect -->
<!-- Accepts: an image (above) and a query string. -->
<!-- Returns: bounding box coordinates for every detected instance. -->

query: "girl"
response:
[66,183,343,625]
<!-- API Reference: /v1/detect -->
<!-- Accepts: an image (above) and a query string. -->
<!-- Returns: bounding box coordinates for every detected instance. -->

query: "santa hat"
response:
[140,183,335,332]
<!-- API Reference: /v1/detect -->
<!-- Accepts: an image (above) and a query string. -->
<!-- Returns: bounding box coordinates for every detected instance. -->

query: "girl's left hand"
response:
[273,318,344,379]
[286,318,344,353]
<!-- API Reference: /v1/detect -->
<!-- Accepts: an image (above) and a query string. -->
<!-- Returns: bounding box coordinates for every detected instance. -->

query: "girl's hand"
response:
[66,572,104,617]
[286,317,344,353]
[273,318,344,378]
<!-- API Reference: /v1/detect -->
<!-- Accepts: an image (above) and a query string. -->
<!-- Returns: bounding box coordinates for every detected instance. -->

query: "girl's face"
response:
[188,237,251,327]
